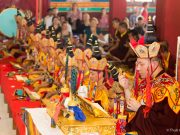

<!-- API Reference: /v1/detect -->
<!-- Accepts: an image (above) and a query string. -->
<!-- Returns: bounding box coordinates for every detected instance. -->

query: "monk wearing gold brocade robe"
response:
[118,42,180,135]
[87,57,109,111]
[74,48,92,89]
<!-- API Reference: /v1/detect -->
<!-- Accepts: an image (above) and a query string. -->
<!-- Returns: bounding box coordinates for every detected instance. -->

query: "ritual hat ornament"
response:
[87,57,107,71]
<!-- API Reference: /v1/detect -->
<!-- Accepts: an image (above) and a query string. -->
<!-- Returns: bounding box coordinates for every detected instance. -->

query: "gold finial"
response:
[38,19,43,25]
[118,68,123,75]
[148,16,152,21]
[57,34,60,38]
[68,39,72,45]
[61,84,70,93]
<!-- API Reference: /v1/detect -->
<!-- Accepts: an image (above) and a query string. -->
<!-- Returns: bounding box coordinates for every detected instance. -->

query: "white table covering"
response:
[25,108,64,135]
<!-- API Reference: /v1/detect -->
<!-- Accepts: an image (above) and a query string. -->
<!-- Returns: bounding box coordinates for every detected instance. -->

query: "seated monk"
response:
[42,50,76,100]
[86,56,109,111]
[118,42,180,135]
[74,48,93,90]
[35,46,57,98]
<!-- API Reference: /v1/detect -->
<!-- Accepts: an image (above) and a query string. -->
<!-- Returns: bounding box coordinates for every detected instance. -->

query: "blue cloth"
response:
[68,106,86,122]
[0,8,24,37]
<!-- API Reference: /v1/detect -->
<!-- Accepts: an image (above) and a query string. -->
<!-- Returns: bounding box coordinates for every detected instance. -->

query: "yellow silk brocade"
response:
[28,74,40,80]
[37,84,57,98]
[88,82,109,112]
[44,96,116,135]
[152,80,180,114]
[128,73,180,122]
[164,52,170,70]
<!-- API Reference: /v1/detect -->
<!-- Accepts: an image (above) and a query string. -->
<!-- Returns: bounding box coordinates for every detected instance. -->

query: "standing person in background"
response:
[135,16,146,33]
[67,2,82,35]
[98,8,109,33]
[129,7,138,29]
[79,13,91,43]
[53,8,59,17]
[44,8,54,29]
[140,2,149,23]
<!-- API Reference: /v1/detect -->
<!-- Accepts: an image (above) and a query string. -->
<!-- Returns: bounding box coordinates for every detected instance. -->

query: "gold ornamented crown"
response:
[34,33,42,42]
[48,38,55,48]
[41,38,48,46]
[74,48,84,60]
[74,48,93,61]
[68,100,78,106]
[61,84,70,93]
[62,56,77,67]
[48,47,57,58]
[130,42,160,58]
[84,48,93,59]
[87,58,107,71]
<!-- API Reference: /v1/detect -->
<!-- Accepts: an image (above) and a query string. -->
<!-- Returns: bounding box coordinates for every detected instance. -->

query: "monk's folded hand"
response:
[118,73,129,90]
[127,98,141,112]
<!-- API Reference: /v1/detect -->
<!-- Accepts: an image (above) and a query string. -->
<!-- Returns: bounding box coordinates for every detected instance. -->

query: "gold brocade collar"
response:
[89,78,105,89]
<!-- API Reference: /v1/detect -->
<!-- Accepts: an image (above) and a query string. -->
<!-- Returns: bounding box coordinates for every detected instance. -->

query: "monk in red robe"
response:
[119,42,180,135]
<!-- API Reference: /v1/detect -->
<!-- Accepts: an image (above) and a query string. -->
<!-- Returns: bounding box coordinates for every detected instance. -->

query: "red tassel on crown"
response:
[134,70,140,99]
[130,36,145,48]
[143,68,152,118]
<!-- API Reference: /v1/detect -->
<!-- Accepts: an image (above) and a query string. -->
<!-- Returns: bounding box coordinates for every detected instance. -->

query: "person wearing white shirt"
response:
[44,9,54,29]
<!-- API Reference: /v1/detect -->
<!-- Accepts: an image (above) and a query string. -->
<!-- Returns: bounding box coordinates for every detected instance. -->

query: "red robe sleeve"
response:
[126,98,180,135]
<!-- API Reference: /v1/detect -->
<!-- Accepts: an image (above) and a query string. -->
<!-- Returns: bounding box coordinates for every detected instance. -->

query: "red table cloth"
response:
[0,57,42,135]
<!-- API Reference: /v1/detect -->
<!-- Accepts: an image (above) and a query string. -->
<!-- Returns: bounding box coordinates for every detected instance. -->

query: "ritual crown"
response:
[130,42,160,58]
[74,48,93,61]
[61,55,77,67]
[48,38,56,48]
[74,48,84,60]
[41,38,48,46]
[84,48,93,59]
[87,58,107,71]
[33,33,42,42]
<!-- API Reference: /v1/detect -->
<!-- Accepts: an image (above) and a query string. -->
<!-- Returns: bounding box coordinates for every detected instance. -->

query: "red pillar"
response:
[109,0,127,33]
[110,0,127,20]
[156,0,180,75]
[156,0,180,60]
[0,0,49,17]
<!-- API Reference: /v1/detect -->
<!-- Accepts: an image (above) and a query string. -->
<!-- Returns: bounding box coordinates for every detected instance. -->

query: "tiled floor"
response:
[0,88,16,135]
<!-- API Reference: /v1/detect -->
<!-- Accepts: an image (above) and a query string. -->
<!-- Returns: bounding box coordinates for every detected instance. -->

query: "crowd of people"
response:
[0,2,180,135]
[43,3,109,47]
